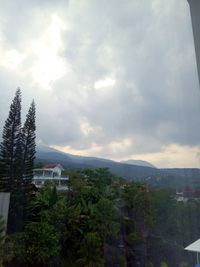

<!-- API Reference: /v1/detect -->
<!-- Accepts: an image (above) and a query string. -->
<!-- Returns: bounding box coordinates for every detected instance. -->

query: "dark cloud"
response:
[0,0,200,166]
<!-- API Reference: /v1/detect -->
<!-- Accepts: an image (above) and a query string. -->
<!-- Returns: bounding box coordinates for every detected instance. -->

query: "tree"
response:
[0,89,24,233]
[0,88,21,192]
[0,91,36,233]
[122,182,152,226]
[12,221,61,267]
[92,198,119,240]
[21,100,36,189]
[77,232,104,267]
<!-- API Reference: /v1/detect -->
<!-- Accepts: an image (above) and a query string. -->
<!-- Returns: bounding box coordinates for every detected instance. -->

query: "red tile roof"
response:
[43,163,58,169]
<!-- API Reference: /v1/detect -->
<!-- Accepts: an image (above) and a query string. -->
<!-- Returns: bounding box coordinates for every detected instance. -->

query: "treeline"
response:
[0,168,153,266]
[0,166,199,267]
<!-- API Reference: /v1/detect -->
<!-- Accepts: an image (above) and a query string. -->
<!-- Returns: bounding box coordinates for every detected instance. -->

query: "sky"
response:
[0,0,200,168]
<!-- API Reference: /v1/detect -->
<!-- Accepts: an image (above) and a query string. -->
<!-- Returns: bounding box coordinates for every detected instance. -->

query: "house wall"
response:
[53,166,62,177]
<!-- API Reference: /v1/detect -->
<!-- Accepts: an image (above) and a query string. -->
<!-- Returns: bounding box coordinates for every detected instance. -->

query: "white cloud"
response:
[1,49,25,69]
[128,144,200,168]
[94,77,116,90]
[80,118,94,136]
[29,14,67,89]
[51,142,102,156]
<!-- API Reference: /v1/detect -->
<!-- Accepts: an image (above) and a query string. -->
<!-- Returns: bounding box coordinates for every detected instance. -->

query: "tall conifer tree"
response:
[0,90,36,232]
[21,100,36,188]
[0,88,22,192]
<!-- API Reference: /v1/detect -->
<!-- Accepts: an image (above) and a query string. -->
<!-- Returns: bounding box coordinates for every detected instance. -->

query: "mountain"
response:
[36,145,200,187]
[120,159,155,168]
[36,145,158,180]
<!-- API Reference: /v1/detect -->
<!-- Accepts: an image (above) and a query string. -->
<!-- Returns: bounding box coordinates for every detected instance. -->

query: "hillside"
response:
[36,145,200,187]
[120,159,155,168]
[36,146,158,180]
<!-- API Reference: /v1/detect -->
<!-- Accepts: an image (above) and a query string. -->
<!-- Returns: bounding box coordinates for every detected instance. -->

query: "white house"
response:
[33,163,69,191]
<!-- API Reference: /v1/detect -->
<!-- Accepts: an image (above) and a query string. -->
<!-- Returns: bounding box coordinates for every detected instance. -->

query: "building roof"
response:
[43,163,58,168]
[185,239,200,252]
[43,163,64,170]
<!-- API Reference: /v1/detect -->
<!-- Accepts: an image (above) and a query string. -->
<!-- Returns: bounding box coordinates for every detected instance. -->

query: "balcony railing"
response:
[33,176,69,191]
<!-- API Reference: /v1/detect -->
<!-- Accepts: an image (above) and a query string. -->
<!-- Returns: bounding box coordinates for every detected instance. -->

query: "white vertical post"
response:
[0,193,11,231]
[187,0,200,87]
[197,252,199,264]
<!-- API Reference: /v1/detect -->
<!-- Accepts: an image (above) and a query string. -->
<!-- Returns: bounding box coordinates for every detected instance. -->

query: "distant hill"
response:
[36,145,200,188]
[36,145,158,180]
[120,159,155,168]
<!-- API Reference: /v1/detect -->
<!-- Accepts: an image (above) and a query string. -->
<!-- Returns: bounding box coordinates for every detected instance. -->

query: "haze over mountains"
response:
[36,145,158,179]
[36,145,200,188]
[120,159,155,168]
[37,144,155,167]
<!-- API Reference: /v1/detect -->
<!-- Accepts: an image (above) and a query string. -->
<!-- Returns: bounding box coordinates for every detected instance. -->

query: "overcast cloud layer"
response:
[0,0,200,168]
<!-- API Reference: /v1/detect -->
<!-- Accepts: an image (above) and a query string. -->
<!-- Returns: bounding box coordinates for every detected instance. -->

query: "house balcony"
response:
[33,176,69,191]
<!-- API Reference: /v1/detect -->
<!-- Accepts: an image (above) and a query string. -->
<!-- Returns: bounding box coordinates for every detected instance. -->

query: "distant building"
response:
[33,163,68,191]
[187,0,200,85]
[175,191,184,202]
[175,186,200,202]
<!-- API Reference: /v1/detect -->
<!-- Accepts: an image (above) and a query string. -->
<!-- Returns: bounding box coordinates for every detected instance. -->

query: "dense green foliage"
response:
[0,167,200,266]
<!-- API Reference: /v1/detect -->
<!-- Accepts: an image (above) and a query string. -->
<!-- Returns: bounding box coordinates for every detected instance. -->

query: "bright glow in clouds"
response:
[128,144,200,168]
[108,138,132,155]
[80,118,94,136]
[94,77,116,90]
[30,14,67,88]
[0,14,67,88]
[51,143,102,156]
[1,49,25,69]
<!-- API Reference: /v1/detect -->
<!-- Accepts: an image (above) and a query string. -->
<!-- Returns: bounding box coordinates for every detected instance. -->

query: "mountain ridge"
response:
[36,145,158,180]
[36,145,200,186]
[120,159,155,168]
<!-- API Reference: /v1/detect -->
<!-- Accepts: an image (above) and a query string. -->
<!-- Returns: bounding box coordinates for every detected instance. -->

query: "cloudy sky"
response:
[0,0,200,168]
